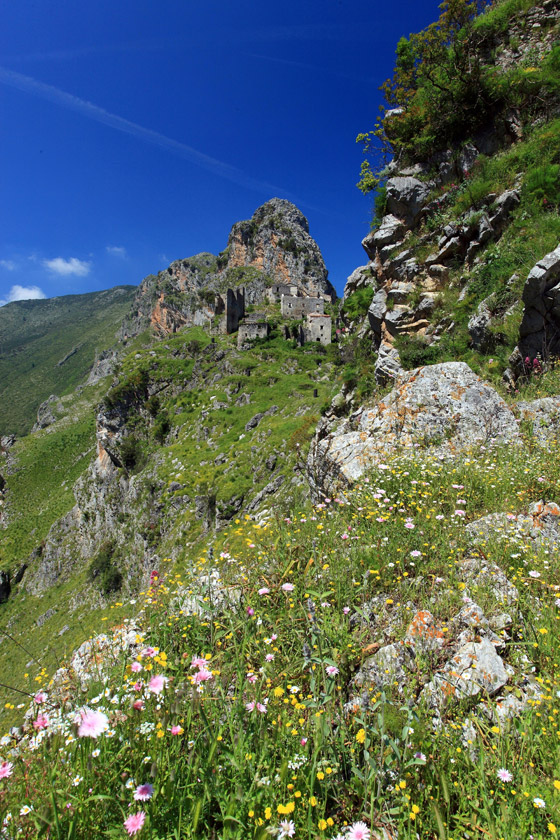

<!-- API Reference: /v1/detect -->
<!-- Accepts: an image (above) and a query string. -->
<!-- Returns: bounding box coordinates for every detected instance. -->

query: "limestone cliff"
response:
[121,199,335,338]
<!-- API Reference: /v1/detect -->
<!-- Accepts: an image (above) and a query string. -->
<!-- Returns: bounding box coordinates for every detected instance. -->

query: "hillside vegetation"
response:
[0,286,135,436]
[1,0,560,836]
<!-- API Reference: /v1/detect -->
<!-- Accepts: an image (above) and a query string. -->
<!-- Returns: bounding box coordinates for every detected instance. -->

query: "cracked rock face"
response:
[307,362,520,497]
[517,243,560,362]
[386,177,430,228]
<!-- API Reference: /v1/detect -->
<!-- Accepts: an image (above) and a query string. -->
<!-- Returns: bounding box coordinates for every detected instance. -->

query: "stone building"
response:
[303,313,332,346]
[267,284,299,302]
[218,288,245,334]
[237,318,270,349]
[280,295,324,318]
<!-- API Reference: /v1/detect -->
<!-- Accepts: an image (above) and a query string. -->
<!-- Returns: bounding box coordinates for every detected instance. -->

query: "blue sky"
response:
[0,0,440,304]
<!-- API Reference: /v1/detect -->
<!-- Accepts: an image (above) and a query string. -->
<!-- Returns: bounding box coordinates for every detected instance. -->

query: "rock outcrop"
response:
[516,243,560,364]
[121,199,335,339]
[308,362,520,497]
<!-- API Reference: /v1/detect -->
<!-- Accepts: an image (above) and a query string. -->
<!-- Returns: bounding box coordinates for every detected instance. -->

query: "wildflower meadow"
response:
[1,430,560,839]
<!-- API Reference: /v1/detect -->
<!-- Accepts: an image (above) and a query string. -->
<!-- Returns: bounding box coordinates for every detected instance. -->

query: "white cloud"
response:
[0,284,46,306]
[0,259,16,271]
[43,256,91,276]
[106,246,127,258]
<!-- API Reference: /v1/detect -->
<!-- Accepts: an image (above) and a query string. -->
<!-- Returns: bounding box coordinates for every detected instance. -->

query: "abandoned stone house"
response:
[218,283,331,346]
[280,295,324,318]
[303,313,331,345]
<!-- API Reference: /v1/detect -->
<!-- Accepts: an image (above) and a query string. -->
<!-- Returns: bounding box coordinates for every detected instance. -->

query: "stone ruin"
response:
[220,282,332,347]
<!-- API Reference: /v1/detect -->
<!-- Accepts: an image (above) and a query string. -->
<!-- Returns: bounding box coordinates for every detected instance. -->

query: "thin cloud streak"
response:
[4,40,166,64]
[0,65,298,199]
[248,53,376,86]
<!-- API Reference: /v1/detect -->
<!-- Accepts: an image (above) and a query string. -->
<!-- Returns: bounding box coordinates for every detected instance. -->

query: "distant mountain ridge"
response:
[0,286,136,436]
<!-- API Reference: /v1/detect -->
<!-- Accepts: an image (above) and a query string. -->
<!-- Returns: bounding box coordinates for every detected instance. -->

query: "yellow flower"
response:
[273,687,284,698]
[317,771,325,780]
[356,728,366,744]
[549,824,557,834]
[248,811,254,818]
[310,796,317,807]
[265,807,272,820]
[318,819,327,831]
[277,802,295,815]
[399,780,407,789]
[554,781,560,791]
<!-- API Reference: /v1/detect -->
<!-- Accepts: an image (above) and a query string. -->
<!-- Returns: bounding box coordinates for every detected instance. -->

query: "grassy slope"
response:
[0,322,338,731]
[0,285,136,437]
[0,363,559,837]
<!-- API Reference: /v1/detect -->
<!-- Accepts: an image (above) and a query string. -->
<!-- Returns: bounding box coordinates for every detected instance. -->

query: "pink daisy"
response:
[190,656,207,670]
[192,669,212,684]
[131,662,142,673]
[258,587,270,595]
[170,725,183,735]
[0,761,13,779]
[326,665,339,677]
[497,768,513,782]
[281,582,294,592]
[124,811,145,835]
[148,675,167,695]
[33,714,48,731]
[134,783,154,801]
[34,692,46,704]
[141,647,157,658]
[132,700,145,711]
[347,822,370,840]
[77,709,109,739]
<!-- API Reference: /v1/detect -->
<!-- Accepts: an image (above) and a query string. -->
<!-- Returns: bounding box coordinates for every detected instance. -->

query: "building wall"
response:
[237,321,270,348]
[304,314,331,345]
[280,295,324,318]
[221,288,245,333]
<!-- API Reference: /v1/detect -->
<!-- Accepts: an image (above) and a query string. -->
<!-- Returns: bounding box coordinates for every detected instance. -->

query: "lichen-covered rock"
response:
[421,639,508,709]
[405,610,445,653]
[468,299,493,350]
[451,602,501,648]
[308,362,520,496]
[517,395,560,443]
[466,500,560,555]
[458,557,519,607]
[349,642,415,703]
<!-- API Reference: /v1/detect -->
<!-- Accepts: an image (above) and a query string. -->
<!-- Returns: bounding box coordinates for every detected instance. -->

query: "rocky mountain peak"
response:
[252,198,309,232]
[121,199,334,339]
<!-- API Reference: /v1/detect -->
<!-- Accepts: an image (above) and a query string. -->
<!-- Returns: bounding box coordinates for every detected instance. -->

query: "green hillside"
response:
[0,285,136,437]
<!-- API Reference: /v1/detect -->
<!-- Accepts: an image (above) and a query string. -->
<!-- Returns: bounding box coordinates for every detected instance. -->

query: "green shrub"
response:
[146,395,161,417]
[88,542,123,595]
[119,435,145,472]
[154,413,171,444]
[342,287,375,320]
[396,335,442,369]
